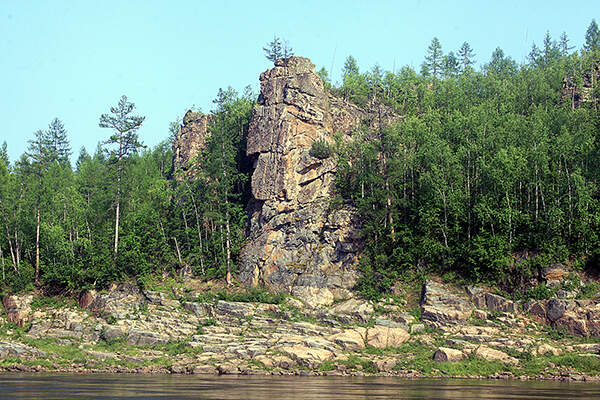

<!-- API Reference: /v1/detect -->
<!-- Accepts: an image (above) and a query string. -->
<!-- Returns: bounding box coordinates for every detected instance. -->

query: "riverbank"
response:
[1,276,600,382]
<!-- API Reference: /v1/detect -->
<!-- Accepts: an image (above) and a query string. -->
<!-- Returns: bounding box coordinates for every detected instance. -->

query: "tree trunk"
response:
[1,209,16,270]
[185,181,204,274]
[34,175,41,283]
[113,152,122,259]
[1,242,4,280]
[221,138,232,286]
[173,236,183,265]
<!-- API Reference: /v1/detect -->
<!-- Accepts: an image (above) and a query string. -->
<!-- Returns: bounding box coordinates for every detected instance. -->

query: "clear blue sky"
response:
[0,1,594,163]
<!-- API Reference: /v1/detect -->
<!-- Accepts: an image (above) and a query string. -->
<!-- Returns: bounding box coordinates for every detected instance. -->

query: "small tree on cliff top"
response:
[263,35,293,63]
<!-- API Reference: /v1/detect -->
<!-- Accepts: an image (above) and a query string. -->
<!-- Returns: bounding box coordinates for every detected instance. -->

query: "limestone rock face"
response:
[172,110,211,173]
[239,57,366,294]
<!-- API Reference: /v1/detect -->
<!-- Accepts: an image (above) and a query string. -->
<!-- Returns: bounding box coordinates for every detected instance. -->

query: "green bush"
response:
[309,139,333,159]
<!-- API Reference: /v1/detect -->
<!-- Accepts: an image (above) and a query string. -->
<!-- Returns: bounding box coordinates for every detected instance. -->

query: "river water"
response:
[1,374,600,399]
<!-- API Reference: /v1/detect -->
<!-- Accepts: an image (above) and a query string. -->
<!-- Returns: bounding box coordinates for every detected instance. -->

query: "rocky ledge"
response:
[1,275,600,381]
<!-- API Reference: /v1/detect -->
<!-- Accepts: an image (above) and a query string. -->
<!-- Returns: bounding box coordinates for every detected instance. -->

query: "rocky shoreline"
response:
[1,273,600,382]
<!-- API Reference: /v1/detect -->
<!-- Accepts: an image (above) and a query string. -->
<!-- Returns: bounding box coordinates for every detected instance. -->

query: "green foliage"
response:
[520,283,556,301]
[263,35,293,63]
[333,24,600,297]
[577,282,600,299]
[191,287,286,305]
[309,139,333,159]
[2,24,600,302]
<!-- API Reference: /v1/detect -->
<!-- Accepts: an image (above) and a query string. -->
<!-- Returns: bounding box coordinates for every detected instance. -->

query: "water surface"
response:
[1,373,600,399]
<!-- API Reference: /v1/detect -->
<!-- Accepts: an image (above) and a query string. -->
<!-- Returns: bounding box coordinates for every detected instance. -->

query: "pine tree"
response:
[263,35,283,63]
[542,31,560,66]
[584,19,600,52]
[458,42,476,72]
[99,95,145,259]
[25,129,51,283]
[443,51,459,77]
[559,32,574,56]
[423,37,443,80]
[46,118,71,166]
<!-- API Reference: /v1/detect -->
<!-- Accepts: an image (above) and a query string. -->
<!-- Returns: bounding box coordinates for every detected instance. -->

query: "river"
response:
[1,374,600,399]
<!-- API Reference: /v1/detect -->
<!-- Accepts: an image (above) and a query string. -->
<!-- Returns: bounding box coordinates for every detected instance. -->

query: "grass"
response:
[30,296,78,310]
[188,287,286,305]
[577,282,600,299]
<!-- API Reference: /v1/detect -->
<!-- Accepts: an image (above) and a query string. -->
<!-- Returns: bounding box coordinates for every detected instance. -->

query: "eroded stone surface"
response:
[433,347,466,362]
[172,111,212,173]
[238,57,368,294]
[2,295,33,327]
[420,280,473,327]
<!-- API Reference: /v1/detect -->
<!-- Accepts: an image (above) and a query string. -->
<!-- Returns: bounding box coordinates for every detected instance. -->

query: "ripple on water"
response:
[1,374,600,399]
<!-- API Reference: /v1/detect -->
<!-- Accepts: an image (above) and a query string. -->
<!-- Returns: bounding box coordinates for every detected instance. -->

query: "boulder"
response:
[291,286,334,309]
[0,341,45,359]
[126,329,170,346]
[542,264,569,287]
[546,299,571,322]
[328,328,366,350]
[433,347,466,362]
[366,326,409,348]
[475,345,519,365]
[474,293,519,313]
[278,344,335,368]
[330,298,373,322]
[192,365,219,374]
[2,294,33,327]
[82,282,146,319]
[420,280,474,326]
[537,344,562,356]
[182,302,208,317]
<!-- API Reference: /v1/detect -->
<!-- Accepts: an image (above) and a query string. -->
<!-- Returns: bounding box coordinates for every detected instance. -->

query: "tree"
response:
[263,35,293,63]
[528,43,542,67]
[263,35,282,62]
[542,31,560,66]
[46,118,71,166]
[559,32,574,56]
[458,42,476,72]
[99,95,145,259]
[584,19,600,53]
[423,37,443,80]
[485,47,517,76]
[282,39,294,60]
[443,51,459,78]
[76,147,91,172]
[25,129,51,283]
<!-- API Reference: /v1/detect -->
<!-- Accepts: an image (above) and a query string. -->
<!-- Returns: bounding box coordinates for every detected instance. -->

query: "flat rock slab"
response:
[0,341,45,359]
[420,280,474,326]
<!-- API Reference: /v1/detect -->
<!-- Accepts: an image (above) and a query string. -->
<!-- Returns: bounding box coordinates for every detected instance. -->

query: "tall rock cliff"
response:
[172,110,211,173]
[238,57,367,304]
[171,56,394,304]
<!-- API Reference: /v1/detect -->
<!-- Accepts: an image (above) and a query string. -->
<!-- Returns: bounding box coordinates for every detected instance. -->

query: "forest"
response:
[0,21,599,297]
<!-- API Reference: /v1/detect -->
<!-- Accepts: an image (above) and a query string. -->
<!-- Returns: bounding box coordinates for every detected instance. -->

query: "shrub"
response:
[309,139,333,159]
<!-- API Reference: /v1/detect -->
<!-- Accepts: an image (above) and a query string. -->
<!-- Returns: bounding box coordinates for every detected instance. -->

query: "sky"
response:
[0,1,595,163]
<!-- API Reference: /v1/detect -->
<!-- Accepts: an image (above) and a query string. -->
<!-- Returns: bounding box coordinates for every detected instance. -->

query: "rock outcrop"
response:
[2,294,33,327]
[238,57,367,297]
[420,280,474,327]
[172,110,211,173]
[525,298,600,337]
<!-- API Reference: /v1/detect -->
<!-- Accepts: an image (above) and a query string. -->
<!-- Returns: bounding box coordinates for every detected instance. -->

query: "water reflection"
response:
[1,374,599,399]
